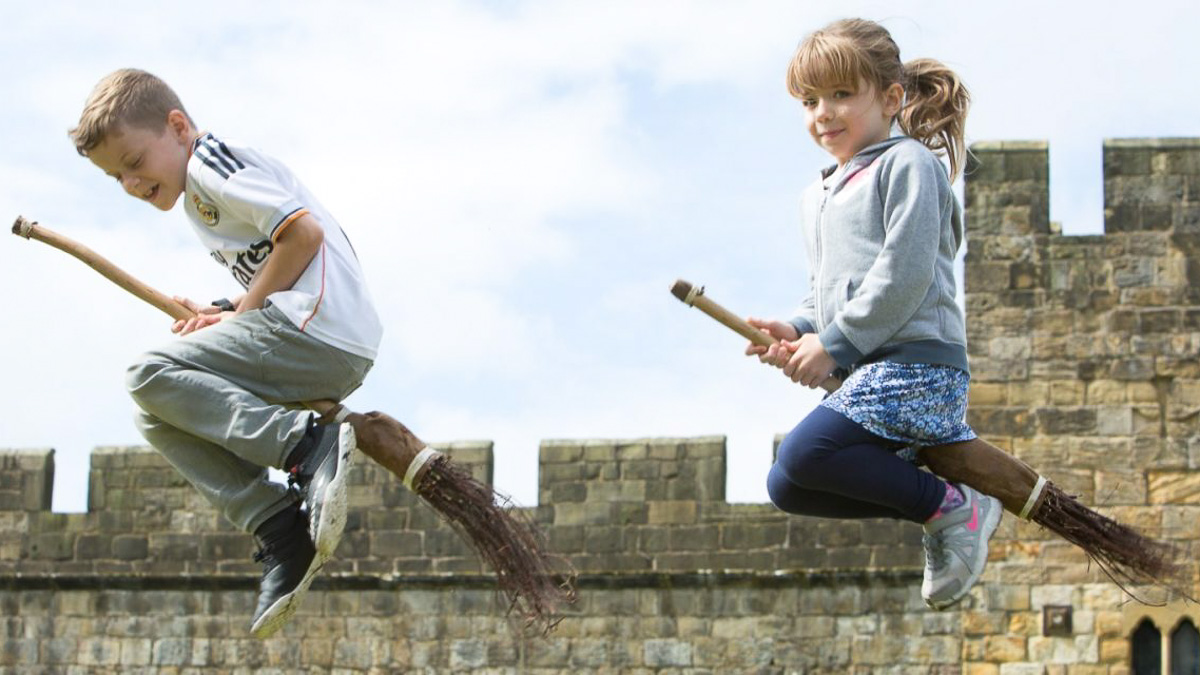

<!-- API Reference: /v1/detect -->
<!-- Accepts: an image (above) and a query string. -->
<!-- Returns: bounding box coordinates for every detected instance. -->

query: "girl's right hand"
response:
[745,317,800,367]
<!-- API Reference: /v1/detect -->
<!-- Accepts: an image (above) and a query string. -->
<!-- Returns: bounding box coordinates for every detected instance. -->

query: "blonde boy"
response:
[71,69,383,638]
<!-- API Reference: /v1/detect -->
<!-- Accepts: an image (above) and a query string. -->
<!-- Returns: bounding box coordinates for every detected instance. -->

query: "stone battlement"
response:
[0,436,926,580]
[2,137,1198,673]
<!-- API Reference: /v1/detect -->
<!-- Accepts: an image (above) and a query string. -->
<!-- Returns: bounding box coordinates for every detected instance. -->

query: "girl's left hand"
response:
[782,333,837,388]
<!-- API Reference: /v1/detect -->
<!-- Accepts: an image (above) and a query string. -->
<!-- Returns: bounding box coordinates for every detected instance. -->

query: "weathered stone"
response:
[4,137,1200,672]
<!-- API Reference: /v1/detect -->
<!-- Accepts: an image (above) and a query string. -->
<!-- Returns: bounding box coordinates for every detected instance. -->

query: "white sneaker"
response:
[921,483,1001,610]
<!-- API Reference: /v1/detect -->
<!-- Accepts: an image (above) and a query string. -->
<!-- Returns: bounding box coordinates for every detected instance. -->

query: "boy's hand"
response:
[170,296,231,335]
[782,333,837,388]
[745,317,800,366]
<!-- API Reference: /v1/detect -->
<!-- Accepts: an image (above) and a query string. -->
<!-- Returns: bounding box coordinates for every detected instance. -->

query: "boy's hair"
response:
[787,18,970,180]
[69,68,193,157]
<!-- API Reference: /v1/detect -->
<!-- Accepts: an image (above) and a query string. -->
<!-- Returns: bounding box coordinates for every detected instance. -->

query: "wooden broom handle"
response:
[12,216,339,417]
[670,278,842,392]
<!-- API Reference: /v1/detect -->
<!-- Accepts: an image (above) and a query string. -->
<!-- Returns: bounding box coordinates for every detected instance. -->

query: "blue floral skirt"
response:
[819,362,976,453]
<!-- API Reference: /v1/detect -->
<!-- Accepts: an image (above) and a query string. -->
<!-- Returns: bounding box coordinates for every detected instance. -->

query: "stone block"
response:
[647,501,697,525]
[586,480,646,503]
[1027,635,1099,664]
[720,522,786,550]
[370,530,422,558]
[1036,407,1097,435]
[27,533,74,561]
[643,638,693,667]
[1148,471,1200,504]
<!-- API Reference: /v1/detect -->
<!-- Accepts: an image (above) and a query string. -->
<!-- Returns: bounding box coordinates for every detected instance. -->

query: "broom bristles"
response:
[1031,482,1195,605]
[343,410,576,635]
[416,455,577,635]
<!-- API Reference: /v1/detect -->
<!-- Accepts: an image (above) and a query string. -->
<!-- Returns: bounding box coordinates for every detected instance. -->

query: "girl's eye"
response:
[802,98,817,108]
[833,90,852,99]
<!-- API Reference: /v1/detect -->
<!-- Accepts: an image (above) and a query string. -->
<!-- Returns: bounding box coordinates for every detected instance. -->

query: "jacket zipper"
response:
[814,188,828,333]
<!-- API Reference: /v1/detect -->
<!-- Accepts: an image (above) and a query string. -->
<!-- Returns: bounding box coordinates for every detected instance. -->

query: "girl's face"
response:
[800,80,903,167]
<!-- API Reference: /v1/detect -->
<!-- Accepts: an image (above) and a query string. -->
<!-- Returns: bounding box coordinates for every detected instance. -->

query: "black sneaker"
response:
[249,507,321,638]
[287,422,355,561]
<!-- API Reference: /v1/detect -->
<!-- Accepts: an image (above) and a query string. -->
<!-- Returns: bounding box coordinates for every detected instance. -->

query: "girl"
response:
[746,18,1000,611]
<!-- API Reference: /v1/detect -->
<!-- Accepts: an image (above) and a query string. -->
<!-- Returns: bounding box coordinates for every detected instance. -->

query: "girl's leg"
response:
[768,405,946,523]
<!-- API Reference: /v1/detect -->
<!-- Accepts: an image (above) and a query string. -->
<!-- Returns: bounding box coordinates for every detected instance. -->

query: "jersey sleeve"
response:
[216,167,310,242]
[192,136,309,241]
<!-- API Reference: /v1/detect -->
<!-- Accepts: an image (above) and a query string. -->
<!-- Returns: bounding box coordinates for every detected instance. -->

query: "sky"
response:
[1,0,1197,514]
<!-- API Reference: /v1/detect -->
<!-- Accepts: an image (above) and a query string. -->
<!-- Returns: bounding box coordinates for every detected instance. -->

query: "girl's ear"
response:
[881,82,904,118]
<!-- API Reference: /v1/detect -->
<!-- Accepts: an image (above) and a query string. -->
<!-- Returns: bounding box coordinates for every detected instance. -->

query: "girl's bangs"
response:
[787,35,873,97]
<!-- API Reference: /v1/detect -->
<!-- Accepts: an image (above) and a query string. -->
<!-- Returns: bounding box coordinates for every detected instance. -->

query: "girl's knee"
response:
[766,464,795,509]
[774,430,830,488]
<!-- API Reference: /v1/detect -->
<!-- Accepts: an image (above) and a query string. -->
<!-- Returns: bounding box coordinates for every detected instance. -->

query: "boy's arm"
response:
[173,214,323,335]
[237,213,324,313]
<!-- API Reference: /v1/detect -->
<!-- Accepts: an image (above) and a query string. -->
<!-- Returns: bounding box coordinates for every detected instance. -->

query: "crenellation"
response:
[2,136,1199,671]
[0,448,53,512]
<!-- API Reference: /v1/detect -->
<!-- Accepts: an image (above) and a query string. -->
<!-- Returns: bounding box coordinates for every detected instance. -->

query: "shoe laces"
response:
[923,532,949,572]
[286,466,302,497]
[253,545,279,571]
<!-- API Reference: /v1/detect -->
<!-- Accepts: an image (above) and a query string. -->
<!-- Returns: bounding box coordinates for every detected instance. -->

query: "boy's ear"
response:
[882,82,904,118]
[166,109,192,142]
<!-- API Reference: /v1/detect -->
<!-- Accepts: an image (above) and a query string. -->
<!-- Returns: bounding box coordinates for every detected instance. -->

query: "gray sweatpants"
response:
[126,304,373,534]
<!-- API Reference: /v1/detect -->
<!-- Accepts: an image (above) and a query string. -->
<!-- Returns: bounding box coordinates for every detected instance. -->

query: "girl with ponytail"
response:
[745,18,996,610]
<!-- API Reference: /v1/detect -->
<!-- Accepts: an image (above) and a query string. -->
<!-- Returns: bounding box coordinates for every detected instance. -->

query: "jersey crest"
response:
[192,194,220,227]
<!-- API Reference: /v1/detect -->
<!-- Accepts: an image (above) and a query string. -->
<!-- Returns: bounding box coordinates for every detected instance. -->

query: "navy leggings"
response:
[767,405,947,523]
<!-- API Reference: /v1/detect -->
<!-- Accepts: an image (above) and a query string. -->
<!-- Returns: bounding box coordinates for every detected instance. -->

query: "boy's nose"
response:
[121,175,141,193]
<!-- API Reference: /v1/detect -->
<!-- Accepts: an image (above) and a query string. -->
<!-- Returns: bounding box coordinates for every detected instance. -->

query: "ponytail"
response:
[899,58,970,181]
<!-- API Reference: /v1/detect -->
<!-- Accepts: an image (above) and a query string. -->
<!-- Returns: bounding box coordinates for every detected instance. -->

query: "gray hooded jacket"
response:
[789,136,969,373]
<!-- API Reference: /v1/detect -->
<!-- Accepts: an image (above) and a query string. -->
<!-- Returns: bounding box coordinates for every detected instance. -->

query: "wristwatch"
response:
[211,298,236,312]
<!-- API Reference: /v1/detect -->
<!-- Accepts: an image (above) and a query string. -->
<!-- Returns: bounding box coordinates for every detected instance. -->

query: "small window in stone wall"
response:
[1131,616,1200,675]
[1173,620,1199,675]
[1134,619,1163,674]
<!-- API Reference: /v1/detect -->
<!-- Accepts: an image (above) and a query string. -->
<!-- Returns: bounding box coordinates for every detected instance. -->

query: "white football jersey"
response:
[184,133,382,360]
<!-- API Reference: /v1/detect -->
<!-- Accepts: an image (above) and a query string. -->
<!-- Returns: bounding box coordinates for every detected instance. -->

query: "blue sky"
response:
[1,0,1197,513]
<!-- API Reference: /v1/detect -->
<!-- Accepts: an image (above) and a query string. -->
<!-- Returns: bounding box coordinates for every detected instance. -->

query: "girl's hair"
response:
[69,69,193,157]
[786,18,970,180]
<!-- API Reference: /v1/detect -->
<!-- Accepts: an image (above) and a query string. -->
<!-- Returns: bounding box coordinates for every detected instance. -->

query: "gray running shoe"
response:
[921,483,1002,610]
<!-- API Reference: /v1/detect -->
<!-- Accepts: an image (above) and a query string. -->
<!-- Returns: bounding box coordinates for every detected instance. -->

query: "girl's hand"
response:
[782,333,837,388]
[171,296,231,335]
[745,317,800,366]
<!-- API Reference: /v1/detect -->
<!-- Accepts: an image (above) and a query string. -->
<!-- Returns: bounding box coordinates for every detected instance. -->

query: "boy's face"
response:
[87,110,193,211]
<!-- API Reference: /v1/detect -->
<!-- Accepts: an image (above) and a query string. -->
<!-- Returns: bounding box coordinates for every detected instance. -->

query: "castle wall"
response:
[1,138,1197,674]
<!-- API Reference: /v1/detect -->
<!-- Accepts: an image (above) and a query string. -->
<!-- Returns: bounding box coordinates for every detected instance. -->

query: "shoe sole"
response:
[926,494,1002,611]
[249,554,323,639]
[311,423,355,562]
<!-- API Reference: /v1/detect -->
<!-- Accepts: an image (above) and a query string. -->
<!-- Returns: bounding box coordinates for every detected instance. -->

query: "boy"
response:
[70,69,383,638]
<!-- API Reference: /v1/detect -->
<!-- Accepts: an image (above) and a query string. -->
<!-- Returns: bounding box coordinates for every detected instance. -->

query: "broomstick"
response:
[671,278,1193,603]
[11,215,576,634]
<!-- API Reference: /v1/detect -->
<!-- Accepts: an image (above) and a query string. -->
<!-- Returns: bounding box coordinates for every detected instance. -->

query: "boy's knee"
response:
[125,353,170,402]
